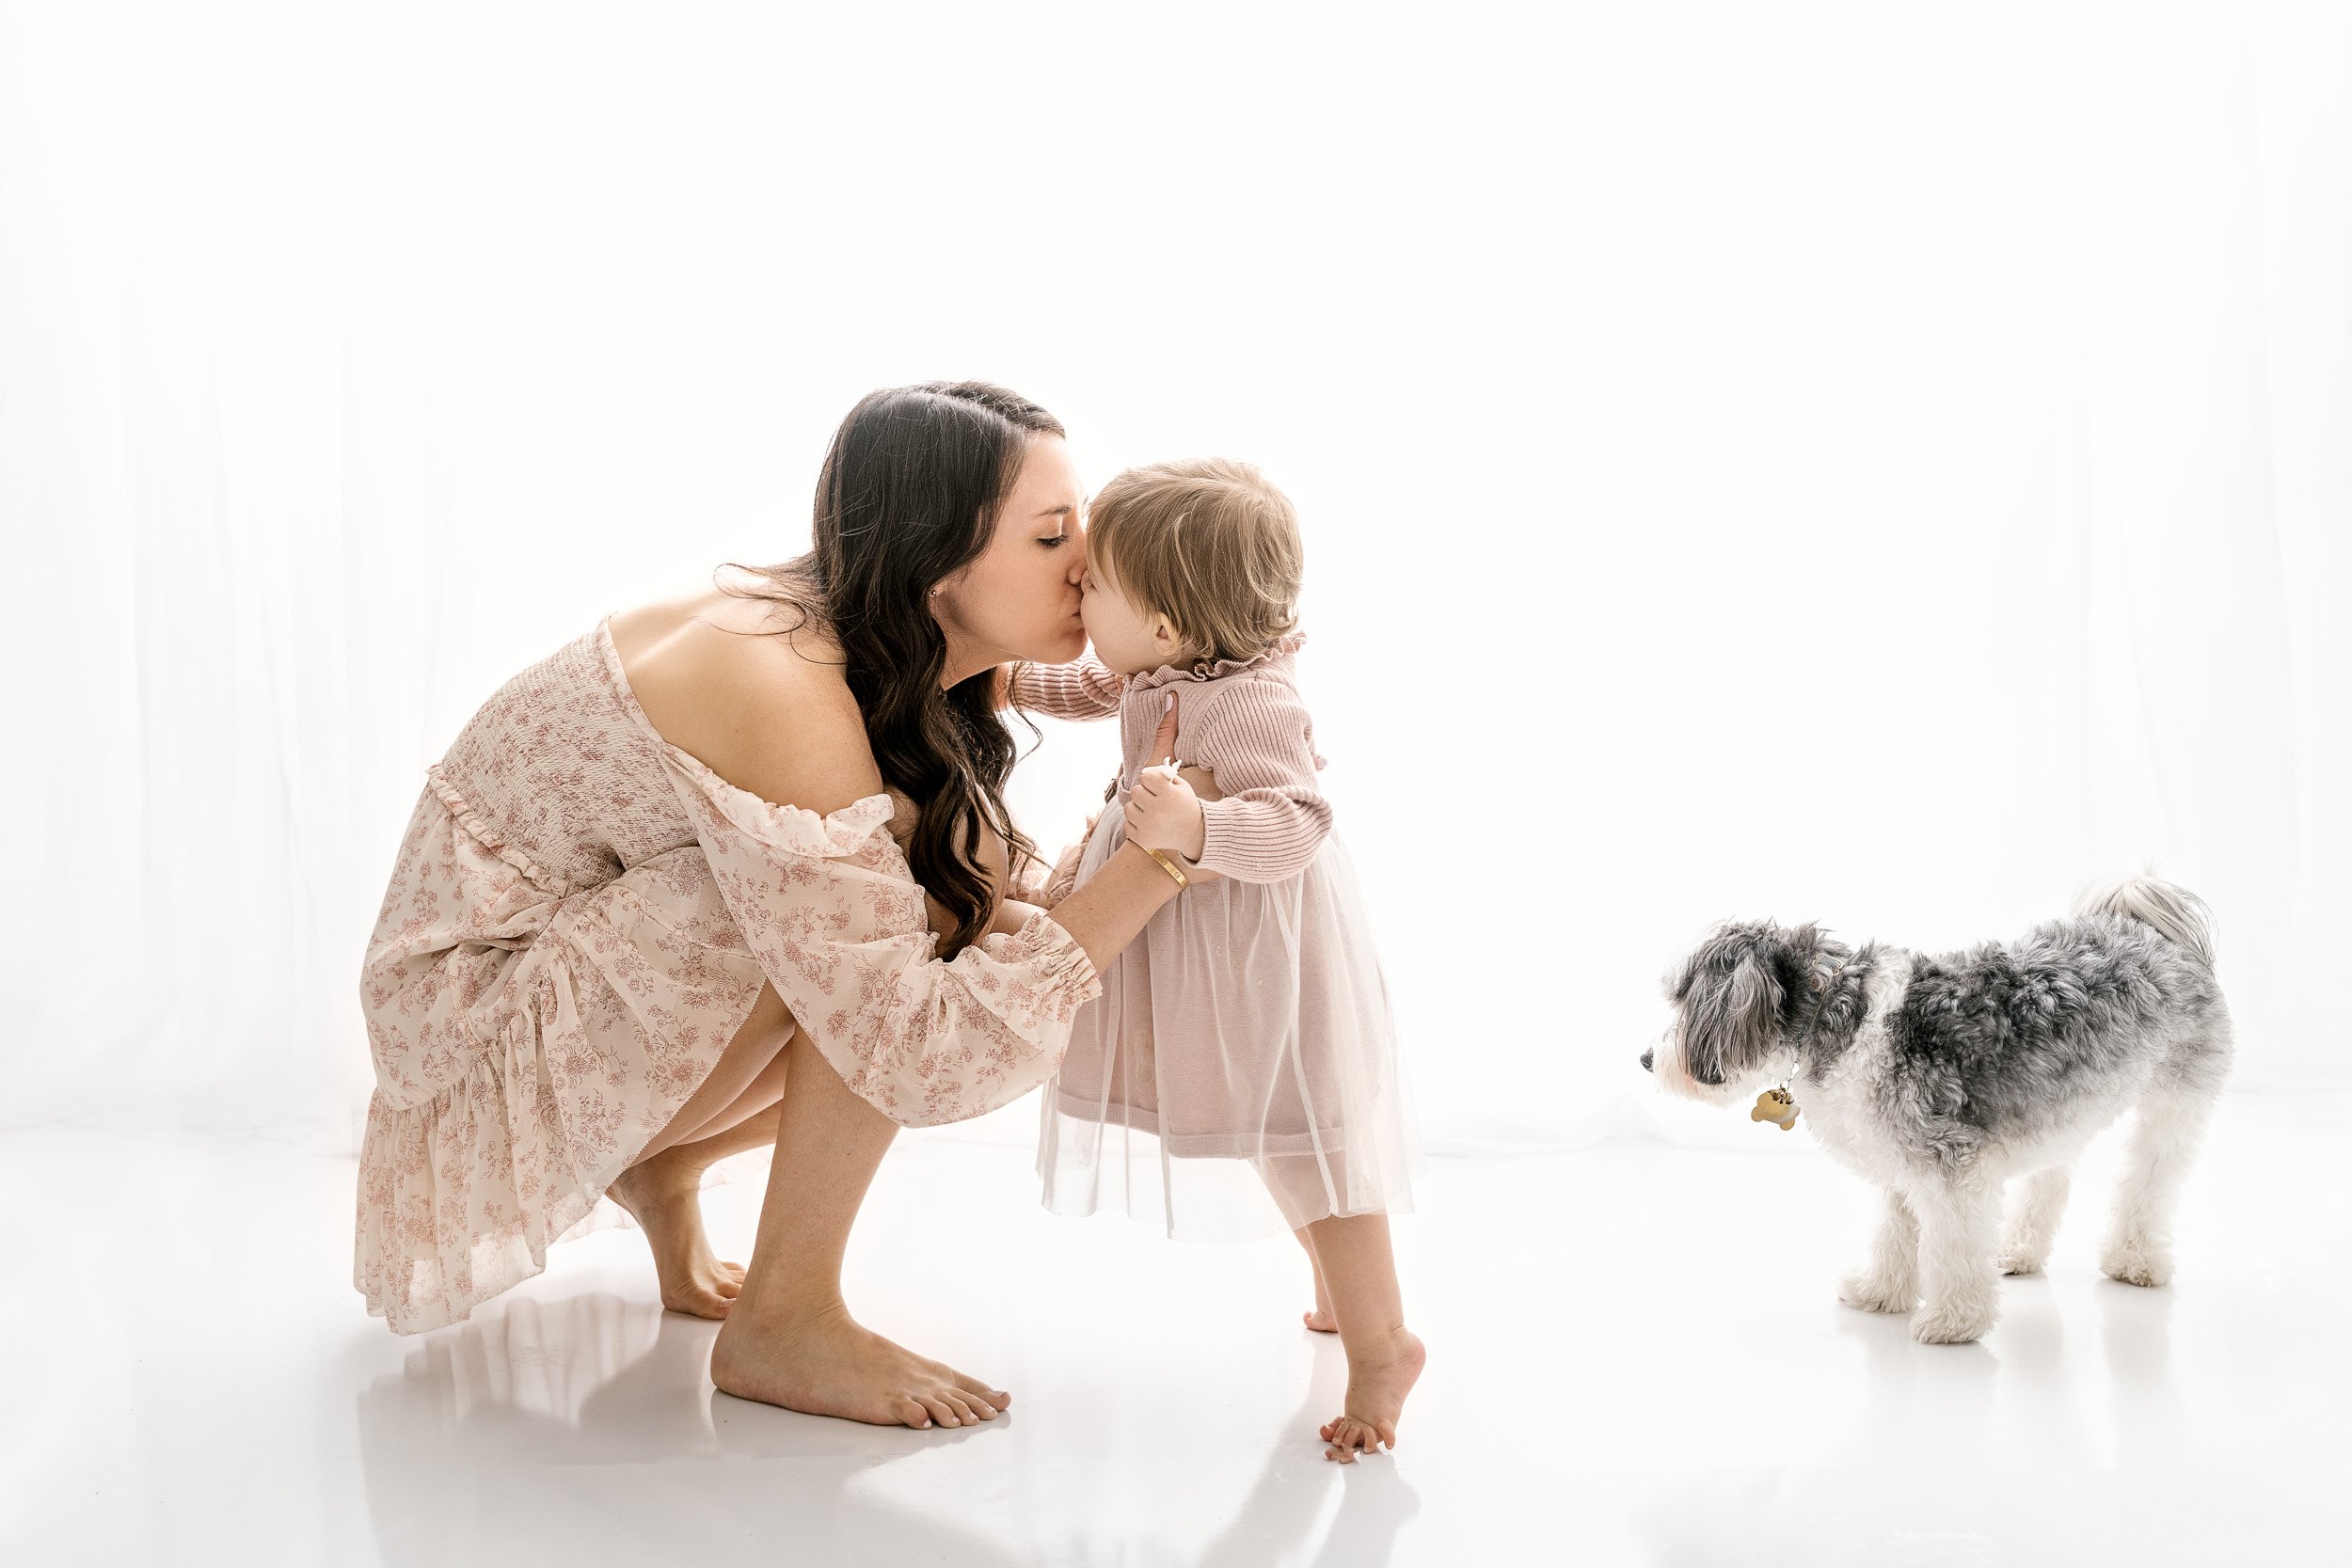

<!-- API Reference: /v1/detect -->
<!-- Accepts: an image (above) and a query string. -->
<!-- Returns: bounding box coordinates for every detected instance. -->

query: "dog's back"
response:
[1885,878,2230,1136]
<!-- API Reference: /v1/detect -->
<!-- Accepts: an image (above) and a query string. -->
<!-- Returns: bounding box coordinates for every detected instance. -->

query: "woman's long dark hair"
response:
[723,381,1061,957]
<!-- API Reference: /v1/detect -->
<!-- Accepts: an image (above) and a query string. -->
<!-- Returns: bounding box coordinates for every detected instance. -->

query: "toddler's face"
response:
[1080,540,1188,675]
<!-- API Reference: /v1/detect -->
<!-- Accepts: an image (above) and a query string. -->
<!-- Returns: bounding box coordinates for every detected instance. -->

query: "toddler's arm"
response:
[1005,657,1125,721]
[1184,682,1334,883]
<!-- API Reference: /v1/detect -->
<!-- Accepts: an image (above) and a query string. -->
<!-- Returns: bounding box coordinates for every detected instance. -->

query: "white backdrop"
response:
[3,1,2345,1155]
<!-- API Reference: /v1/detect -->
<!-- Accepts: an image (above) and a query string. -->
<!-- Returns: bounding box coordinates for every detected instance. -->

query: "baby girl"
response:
[1013,458,1423,1463]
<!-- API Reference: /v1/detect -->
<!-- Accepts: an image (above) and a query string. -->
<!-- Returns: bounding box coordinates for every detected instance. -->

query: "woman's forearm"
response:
[1039,842,1187,976]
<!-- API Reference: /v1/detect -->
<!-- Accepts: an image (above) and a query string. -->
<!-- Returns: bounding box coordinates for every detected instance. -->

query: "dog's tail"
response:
[2074,875,2217,966]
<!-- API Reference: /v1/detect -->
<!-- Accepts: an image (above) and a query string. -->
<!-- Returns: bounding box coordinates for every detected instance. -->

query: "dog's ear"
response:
[1679,943,1787,1085]
[1721,953,1787,1074]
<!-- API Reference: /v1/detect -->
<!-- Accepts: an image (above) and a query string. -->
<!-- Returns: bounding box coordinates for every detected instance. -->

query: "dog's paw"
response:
[1910,1301,1995,1344]
[2100,1242,2173,1289]
[1995,1247,2046,1276]
[1837,1270,1915,1315]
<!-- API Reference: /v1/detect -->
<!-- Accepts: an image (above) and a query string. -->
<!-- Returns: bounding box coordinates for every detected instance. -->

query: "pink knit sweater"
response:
[1011,631,1330,882]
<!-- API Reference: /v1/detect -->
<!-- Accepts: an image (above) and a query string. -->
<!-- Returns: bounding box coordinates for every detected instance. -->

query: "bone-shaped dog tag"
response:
[1751,1087,1798,1132]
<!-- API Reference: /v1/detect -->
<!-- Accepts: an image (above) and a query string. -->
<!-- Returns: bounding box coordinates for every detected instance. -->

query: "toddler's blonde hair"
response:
[1088,457,1303,666]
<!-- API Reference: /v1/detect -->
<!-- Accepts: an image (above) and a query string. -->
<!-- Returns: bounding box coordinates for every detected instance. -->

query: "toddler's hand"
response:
[1125,765,1206,863]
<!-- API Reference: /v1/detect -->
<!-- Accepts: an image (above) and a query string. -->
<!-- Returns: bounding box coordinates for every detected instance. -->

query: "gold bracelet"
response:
[1139,846,1190,890]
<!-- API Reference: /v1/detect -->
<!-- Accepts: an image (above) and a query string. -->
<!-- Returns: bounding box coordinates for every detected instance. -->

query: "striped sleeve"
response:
[1184,679,1333,882]
[1010,657,1126,721]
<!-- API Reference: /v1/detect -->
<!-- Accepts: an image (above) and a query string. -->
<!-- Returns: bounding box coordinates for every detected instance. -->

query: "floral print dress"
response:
[355,619,1100,1333]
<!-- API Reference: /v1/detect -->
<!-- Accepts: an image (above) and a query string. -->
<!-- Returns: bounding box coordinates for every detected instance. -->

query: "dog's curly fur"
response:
[1646,877,2232,1344]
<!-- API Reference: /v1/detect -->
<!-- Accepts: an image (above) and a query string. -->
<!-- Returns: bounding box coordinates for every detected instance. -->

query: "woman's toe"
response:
[952,1372,1009,1410]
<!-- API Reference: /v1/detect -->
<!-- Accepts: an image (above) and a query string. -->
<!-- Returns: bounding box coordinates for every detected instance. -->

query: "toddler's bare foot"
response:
[1303,1273,1340,1333]
[1320,1327,1424,1463]
[710,1300,1007,1429]
[608,1151,744,1320]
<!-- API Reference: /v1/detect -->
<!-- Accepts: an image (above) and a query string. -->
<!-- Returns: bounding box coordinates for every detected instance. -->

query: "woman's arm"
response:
[701,638,1195,974]
[629,622,1207,1126]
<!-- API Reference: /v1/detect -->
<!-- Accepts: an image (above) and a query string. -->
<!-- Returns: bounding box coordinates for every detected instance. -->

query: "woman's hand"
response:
[1122,694,1219,880]
[1125,766,1206,862]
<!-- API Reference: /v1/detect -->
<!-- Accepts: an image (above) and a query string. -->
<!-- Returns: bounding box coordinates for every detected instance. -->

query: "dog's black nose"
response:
[1640,1048,1654,1072]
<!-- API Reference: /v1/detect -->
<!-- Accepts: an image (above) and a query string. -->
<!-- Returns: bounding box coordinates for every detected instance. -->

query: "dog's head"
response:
[1644,921,1834,1103]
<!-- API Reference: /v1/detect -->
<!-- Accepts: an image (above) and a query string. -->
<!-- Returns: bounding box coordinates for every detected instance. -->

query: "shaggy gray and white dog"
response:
[1643,877,2232,1344]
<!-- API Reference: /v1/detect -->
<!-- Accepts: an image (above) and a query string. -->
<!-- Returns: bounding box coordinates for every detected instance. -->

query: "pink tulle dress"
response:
[1014,632,1420,1238]
[356,618,1103,1333]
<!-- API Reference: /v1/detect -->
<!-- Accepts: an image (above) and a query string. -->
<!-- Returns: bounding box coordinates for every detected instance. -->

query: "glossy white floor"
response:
[5,1091,2342,1566]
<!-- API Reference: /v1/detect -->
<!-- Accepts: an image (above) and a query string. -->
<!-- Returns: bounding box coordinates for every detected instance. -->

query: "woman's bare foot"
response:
[709,1300,1009,1430]
[608,1150,745,1320]
[1319,1327,1425,1464]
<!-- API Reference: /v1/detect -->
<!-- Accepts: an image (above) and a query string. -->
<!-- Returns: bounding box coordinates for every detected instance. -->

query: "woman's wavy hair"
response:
[723,381,1062,958]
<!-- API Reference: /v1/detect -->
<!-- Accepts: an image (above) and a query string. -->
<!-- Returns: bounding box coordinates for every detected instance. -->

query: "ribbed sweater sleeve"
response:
[1184,679,1333,881]
[1011,657,1126,721]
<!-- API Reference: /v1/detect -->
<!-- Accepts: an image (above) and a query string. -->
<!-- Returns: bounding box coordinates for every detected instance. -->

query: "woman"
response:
[355,381,1201,1430]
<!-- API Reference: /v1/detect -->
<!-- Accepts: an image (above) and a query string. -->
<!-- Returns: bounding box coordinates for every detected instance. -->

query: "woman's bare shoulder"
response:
[609,579,883,815]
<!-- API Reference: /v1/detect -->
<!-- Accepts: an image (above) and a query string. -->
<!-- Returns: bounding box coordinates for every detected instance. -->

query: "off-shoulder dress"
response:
[356,618,1100,1333]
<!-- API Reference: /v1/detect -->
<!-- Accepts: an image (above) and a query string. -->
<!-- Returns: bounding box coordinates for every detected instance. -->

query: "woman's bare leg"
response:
[1303,1213,1425,1464]
[1293,1227,1339,1333]
[708,1027,1009,1430]
[608,985,795,1319]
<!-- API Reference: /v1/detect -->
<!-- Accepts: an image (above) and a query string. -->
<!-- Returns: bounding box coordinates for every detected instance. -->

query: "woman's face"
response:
[930,436,1089,673]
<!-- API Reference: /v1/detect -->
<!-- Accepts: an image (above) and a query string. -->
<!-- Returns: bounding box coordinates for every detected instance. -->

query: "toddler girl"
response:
[1013,458,1422,1464]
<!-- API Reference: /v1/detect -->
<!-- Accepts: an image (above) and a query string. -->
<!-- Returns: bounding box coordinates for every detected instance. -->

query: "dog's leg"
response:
[1997,1165,2072,1275]
[2101,1083,2217,1288]
[1909,1177,2001,1343]
[1837,1188,1919,1314]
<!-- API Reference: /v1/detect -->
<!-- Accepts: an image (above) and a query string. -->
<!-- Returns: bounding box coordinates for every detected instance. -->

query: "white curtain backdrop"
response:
[3,1,2345,1155]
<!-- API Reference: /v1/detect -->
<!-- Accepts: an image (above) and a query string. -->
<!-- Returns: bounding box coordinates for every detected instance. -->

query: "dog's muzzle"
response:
[1640,1048,1654,1072]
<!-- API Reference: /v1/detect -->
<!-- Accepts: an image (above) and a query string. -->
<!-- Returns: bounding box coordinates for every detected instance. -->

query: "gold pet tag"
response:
[1751,1087,1798,1132]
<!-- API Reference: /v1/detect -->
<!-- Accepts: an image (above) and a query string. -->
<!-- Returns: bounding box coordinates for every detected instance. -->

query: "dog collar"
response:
[1752,949,1854,1133]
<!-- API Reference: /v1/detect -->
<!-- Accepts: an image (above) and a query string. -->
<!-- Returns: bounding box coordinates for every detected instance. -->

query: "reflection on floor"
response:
[3,1091,2342,1565]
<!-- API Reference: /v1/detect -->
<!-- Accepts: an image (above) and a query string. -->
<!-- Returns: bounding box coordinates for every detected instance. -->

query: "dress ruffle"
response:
[1125,630,1309,692]
[655,747,897,858]
[356,786,766,1333]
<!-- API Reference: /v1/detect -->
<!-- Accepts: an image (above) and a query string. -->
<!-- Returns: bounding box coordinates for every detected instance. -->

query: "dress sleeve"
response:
[1185,681,1335,882]
[1010,657,1126,721]
[660,748,1103,1128]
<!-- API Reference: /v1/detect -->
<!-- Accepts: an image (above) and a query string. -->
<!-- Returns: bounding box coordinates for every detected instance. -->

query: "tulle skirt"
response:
[1036,809,1420,1239]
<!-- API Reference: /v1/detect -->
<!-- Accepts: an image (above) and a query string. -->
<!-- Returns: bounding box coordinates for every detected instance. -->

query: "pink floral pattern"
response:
[355,621,1102,1334]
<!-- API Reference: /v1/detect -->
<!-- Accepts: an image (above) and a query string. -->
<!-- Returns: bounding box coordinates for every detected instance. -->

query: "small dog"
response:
[1643,878,2232,1344]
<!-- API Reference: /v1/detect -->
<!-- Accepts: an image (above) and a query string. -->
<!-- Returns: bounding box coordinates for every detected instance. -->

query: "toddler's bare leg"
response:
[1293,1228,1339,1332]
[1304,1212,1424,1464]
